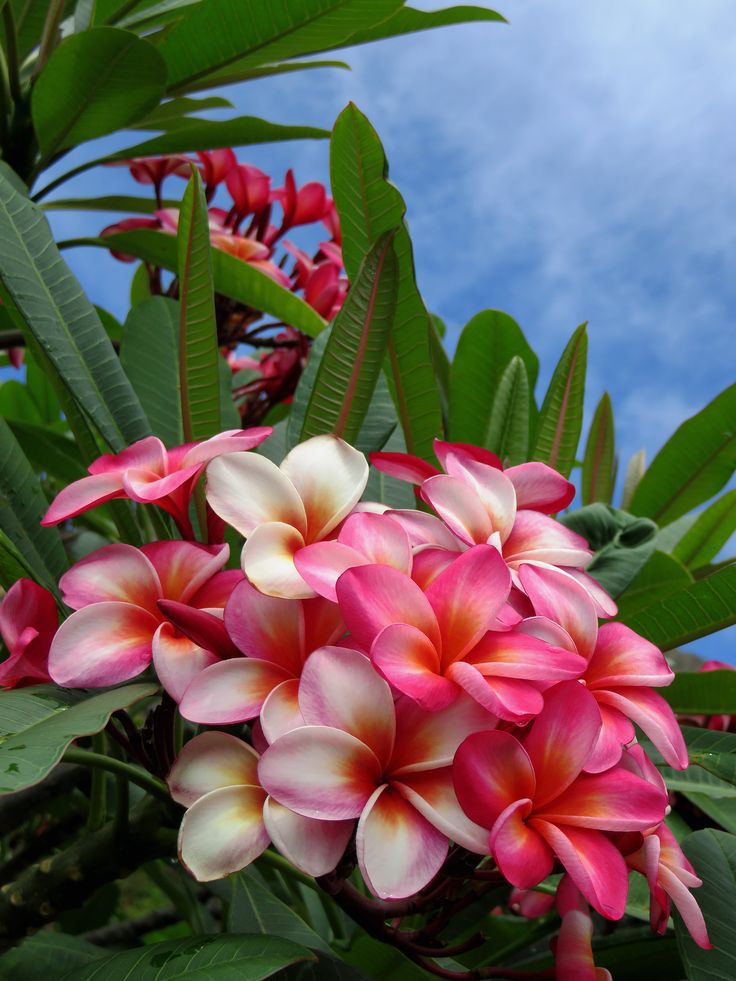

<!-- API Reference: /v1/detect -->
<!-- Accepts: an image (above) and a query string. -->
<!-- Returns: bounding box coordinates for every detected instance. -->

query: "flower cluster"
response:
[7,431,711,974]
[102,149,347,424]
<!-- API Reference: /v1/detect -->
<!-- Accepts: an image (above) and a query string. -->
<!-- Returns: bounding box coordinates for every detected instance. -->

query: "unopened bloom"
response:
[0,579,57,688]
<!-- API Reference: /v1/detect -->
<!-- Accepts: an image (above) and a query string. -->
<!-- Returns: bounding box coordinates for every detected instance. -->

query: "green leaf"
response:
[229,868,331,954]
[6,419,87,485]
[132,94,233,129]
[363,424,415,509]
[90,230,327,338]
[484,355,529,465]
[673,490,736,570]
[682,728,736,787]
[677,829,736,978]
[0,171,151,453]
[0,932,103,981]
[661,672,736,715]
[532,323,587,477]
[300,231,398,443]
[0,417,68,588]
[448,309,539,448]
[429,314,450,425]
[621,447,647,510]
[219,355,241,429]
[113,0,201,29]
[616,550,693,619]
[330,102,443,461]
[177,167,221,441]
[0,683,157,794]
[581,391,615,505]
[0,527,42,590]
[684,794,736,835]
[120,297,183,447]
[630,384,736,526]
[59,934,315,980]
[159,0,404,90]
[620,563,736,651]
[320,4,506,49]
[42,195,175,214]
[0,379,44,423]
[32,28,167,157]
[180,59,350,94]
[560,504,658,597]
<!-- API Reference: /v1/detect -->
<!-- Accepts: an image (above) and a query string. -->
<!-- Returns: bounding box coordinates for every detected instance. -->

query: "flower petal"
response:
[295,541,369,602]
[141,541,229,604]
[466,630,587,681]
[280,435,368,541]
[504,462,575,513]
[224,578,305,673]
[179,658,292,724]
[447,661,544,722]
[425,545,510,665]
[441,455,517,542]
[336,564,440,652]
[421,474,494,545]
[372,623,456,711]
[584,703,635,773]
[41,472,125,525]
[152,622,220,702]
[167,731,259,806]
[522,681,602,806]
[338,512,412,572]
[586,623,673,688]
[554,908,610,981]
[595,688,688,770]
[506,512,592,569]
[263,797,353,876]
[88,435,167,475]
[658,865,712,950]
[388,509,463,550]
[258,725,381,820]
[433,440,502,473]
[453,730,535,830]
[519,565,598,659]
[299,646,395,768]
[491,799,554,888]
[59,543,161,613]
[242,521,312,599]
[357,784,448,899]
[530,819,629,919]
[48,602,157,687]
[397,767,489,853]
[369,451,440,485]
[206,451,307,537]
[179,785,269,881]
[538,767,666,830]
[181,428,272,467]
[260,679,305,743]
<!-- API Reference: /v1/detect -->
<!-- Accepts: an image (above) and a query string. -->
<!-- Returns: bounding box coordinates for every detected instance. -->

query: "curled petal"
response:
[441,455,517,542]
[206,451,307,537]
[88,435,167,475]
[258,725,381,820]
[141,541,229,604]
[555,908,612,981]
[433,440,502,473]
[295,541,369,602]
[372,623,457,711]
[242,522,311,599]
[586,623,673,688]
[658,865,711,949]
[179,657,292,724]
[299,646,396,767]
[491,799,554,888]
[357,784,448,899]
[181,428,272,468]
[263,797,353,877]
[152,622,220,702]
[565,569,618,618]
[48,602,157,687]
[280,435,368,541]
[411,547,459,591]
[466,630,587,681]
[224,578,305,673]
[59,543,161,613]
[388,509,463,550]
[421,474,494,545]
[538,767,666,830]
[191,568,243,609]
[506,512,591,569]
[369,451,440,485]
[584,704,635,773]
[260,679,304,743]
[339,512,412,572]
[179,785,269,881]
[42,472,125,525]
[447,661,543,722]
[595,688,688,770]
[453,730,535,830]
[397,767,489,853]
[167,731,259,806]
[519,565,598,659]
[504,461,575,513]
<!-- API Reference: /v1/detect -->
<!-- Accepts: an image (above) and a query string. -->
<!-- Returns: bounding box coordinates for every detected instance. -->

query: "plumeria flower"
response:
[168,731,353,882]
[508,887,555,919]
[42,429,271,539]
[178,578,344,733]
[0,579,57,689]
[552,875,613,980]
[108,154,191,187]
[274,170,329,230]
[259,646,496,899]
[205,434,369,598]
[226,163,271,220]
[453,681,667,919]
[194,149,237,190]
[336,545,586,720]
[519,564,687,770]
[48,541,237,691]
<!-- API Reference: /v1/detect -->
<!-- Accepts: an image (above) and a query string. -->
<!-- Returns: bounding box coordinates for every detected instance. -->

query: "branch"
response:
[0,764,88,835]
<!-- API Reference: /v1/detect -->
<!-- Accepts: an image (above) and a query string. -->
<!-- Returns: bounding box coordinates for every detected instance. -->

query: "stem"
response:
[102,0,141,24]
[63,747,172,805]
[86,734,108,831]
[2,1,21,103]
[34,0,66,79]
[258,849,320,892]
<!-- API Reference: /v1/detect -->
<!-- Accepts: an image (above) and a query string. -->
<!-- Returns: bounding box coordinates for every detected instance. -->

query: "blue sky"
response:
[35,1,736,658]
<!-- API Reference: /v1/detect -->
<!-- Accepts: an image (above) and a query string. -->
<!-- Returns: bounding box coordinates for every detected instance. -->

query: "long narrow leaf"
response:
[177,168,220,442]
[484,355,529,465]
[581,391,615,505]
[630,383,736,525]
[330,103,443,461]
[0,171,150,453]
[300,231,398,443]
[673,489,736,570]
[321,4,506,50]
[532,323,587,477]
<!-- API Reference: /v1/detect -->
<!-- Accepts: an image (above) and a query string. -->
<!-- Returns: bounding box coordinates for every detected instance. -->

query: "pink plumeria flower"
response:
[42,429,271,539]
[0,579,58,689]
[508,887,555,919]
[336,545,586,720]
[258,646,496,899]
[226,164,271,219]
[168,731,353,882]
[107,155,192,187]
[101,216,161,261]
[453,681,667,919]
[274,170,329,230]
[552,875,613,980]
[48,541,237,692]
[205,434,369,599]
[195,149,237,189]
[179,578,344,733]
[519,564,687,770]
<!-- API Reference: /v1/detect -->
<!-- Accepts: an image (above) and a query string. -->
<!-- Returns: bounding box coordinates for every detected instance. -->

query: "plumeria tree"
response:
[0,3,735,981]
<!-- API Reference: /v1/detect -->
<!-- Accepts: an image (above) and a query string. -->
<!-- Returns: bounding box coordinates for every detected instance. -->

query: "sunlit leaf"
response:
[532,323,587,477]
[581,391,615,505]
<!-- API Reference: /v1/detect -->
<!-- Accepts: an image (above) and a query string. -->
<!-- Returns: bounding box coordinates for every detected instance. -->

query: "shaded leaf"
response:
[321,4,506,49]
[184,60,350,95]
[674,490,736,571]
[582,391,615,505]
[6,419,87,485]
[32,28,167,157]
[616,550,693,619]
[532,323,587,477]
[132,94,233,129]
[484,355,529,466]
[0,683,157,794]
[42,195,176,214]
[684,795,736,835]
[229,868,331,954]
[621,448,647,510]
[677,829,736,979]
[661,672,736,715]
[0,932,103,981]
[300,231,398,443]
[630,384,736,526]
[330,103,442,461]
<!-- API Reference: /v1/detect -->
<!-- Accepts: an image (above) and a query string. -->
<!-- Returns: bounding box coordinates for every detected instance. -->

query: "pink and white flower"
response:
[0,579,57,689]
